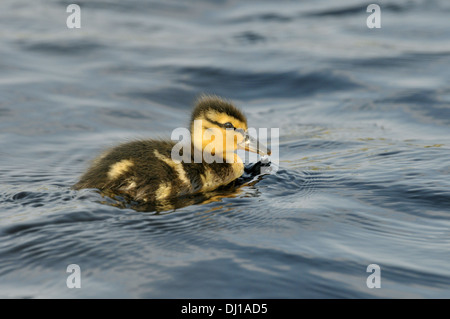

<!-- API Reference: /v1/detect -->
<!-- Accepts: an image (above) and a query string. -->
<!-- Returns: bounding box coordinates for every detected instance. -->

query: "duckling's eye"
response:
[224,122,234,129]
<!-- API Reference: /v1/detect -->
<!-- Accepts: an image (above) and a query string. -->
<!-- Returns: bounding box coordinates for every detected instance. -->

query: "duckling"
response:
[73,95,270,203]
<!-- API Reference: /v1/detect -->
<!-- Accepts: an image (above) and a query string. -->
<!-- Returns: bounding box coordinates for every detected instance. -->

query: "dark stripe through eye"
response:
[205,116,236,130]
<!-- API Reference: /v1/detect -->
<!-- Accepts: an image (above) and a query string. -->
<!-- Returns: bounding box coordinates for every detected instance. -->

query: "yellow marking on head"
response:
[191,113,247,162]
[155,182,172,201]
[107,159,134,180]
[153,150,191,187]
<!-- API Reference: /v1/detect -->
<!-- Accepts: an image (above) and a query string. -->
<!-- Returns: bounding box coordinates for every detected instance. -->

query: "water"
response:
[1,0,449,298]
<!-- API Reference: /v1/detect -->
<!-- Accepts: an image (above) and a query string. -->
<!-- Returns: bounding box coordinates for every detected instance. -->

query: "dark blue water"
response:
[1,0,449,298]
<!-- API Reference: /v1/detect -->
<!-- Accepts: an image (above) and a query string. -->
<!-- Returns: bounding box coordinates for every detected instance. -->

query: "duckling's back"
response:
[73,140,241,202]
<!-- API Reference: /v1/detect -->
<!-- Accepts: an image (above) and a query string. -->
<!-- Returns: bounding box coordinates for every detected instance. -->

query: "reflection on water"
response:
[0,0,449,298]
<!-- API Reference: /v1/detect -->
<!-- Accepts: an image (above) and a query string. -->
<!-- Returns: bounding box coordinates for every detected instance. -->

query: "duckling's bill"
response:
[237,131,271,156]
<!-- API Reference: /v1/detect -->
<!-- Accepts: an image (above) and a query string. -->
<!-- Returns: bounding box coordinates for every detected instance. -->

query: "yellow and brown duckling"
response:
[73,95,270,203]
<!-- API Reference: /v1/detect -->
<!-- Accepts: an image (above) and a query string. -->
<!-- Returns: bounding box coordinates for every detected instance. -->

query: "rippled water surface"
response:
[1,0,450,298]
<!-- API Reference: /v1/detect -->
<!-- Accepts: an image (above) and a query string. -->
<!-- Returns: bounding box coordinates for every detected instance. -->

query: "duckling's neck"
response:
[192,146,244,191]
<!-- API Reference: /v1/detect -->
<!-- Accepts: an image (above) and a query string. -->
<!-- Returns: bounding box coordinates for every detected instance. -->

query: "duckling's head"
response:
[190,95,270,162]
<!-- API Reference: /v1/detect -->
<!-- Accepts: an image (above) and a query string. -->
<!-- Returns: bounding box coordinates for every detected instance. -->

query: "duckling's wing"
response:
[74,140,193,202]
